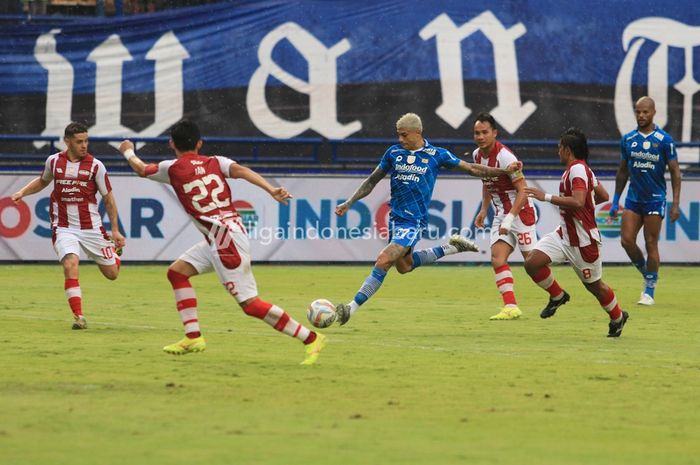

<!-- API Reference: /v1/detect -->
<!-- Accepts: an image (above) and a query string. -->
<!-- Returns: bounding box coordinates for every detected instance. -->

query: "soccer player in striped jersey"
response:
[471,113,537,320]
[333,113,521,326]
[524,128,629,337]
[11,122,125,330]
[118,120,326,364]
[610,96,682,306]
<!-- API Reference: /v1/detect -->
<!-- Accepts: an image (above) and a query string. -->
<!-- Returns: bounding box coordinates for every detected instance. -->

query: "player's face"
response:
[474,121,497,151]
[397,128,422,151]
[65,133,89,159]
[635,102,655,130]
[557,143,569,165]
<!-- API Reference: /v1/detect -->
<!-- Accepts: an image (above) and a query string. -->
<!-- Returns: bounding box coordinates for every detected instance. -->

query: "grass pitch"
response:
[1,263,699,465]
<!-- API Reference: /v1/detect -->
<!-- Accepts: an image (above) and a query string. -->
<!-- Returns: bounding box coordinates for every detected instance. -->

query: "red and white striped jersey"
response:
[556,160,601,248]
[144,152,239,237]
[472,141,536,225]
[41,152,112,230]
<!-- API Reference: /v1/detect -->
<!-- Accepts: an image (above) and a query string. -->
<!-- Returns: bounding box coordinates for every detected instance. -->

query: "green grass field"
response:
[1,263,699,465]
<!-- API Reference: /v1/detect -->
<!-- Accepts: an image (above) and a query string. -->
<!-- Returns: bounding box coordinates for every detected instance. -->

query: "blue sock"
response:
[354,266,387,306]
[644,272,658,298]
[633,258,646,275]
[411,246,446,270]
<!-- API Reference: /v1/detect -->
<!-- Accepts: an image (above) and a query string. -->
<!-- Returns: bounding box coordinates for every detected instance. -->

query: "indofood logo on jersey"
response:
[233,201,259,232]
[596,203,624,238]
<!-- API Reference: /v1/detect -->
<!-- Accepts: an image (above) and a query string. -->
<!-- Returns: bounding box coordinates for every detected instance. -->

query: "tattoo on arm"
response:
[347,168,385,204]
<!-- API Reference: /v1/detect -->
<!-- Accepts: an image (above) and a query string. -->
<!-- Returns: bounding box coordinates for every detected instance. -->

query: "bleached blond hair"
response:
[396,113,423,132]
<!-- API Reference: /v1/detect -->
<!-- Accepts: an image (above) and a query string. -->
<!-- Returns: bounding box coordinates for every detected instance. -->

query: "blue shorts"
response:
[388,217,424,249]
[624,198,666,218]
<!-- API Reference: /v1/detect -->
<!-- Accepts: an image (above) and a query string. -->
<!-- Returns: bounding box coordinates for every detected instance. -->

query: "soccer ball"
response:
[307,299,337,328]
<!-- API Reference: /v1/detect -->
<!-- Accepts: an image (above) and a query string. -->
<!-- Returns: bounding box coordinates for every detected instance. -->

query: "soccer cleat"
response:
[335,303,352,326]
[163,336,206,355]
[448,234,480,253]
[489,306,522,320]
[71,315,88,330]
[637,293,655,306]
[607,311,630,337]
[539,291,571,319]
[300,333,327,365]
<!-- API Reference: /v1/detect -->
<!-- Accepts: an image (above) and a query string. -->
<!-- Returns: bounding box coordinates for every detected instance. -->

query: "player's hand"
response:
[335,201,350,216]
[11,191,23,204]
[669,204,680,223]
[609,203,619,218]
[118,140,135,154]
[474,210,487,229]
[524,186,545,201]
[505,161,523,174]
[111,231,126,249]
[499,213,515,235]
[270,187,292,205]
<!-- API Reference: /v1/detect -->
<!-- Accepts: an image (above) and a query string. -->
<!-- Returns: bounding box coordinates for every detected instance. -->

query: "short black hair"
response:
[474,112,498,130]
[170,119,201,152]
[560,127,589,160]
[64,122,88,138]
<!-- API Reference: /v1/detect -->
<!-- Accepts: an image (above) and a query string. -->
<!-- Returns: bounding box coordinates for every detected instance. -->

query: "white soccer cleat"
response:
[637,293,655,306]
[448,234,479,253]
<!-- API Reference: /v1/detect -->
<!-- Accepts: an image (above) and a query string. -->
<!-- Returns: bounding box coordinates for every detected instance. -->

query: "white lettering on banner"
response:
[419,11,536,133]
[34,31,189,150]
[246,22,362,139]
[33,30,74,149]
[615,17,700,162]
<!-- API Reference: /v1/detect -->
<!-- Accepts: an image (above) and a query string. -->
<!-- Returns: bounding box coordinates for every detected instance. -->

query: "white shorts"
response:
[534,231,602,283]
[53,227,117,266]
[490,215,538,253]
[179,217,258,303]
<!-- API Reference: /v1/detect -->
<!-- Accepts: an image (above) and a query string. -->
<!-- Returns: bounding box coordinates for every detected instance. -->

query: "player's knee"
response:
[620,234,636,249]
[396,263,412,274]
[523,257,538,277]
[103,268,119,280]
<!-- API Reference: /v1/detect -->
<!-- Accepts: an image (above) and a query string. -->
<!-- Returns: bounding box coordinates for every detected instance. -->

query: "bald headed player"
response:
[610,96,682,305]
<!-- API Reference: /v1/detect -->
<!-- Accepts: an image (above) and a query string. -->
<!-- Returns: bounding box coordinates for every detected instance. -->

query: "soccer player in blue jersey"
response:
[333,113,521,325]
[610,96,682,306]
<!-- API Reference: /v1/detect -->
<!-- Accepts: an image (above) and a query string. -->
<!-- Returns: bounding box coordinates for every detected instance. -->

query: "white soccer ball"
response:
[307,299,337,328]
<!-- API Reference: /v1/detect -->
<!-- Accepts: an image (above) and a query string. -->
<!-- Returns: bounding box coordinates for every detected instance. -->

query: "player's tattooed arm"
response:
[456,160,522,178]
[335,167,386,216]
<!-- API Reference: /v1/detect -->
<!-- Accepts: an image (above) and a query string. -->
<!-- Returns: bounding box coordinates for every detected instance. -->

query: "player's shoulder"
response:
[622,129,638,141]
[652,127,674,143]
[495,142,517,160]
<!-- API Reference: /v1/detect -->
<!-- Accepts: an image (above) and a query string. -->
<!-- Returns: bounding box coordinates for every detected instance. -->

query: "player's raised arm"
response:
[335,166,386,216]
[455,159,522,178]
[119,140,149,177]
[11,176,51,204]
[229,163,292,205]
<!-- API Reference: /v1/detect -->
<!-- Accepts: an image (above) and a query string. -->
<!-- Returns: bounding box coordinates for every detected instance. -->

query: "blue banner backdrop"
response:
[0,1,699,154]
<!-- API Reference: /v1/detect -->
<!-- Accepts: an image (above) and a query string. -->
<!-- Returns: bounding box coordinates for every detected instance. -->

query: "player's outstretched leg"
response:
[335,266,387,325]
[531,266,569,318]
[164,269,206,355]
[600,288,629,337]
[410,235,478,271]
[241,297,326,364]
[64,278,87,330]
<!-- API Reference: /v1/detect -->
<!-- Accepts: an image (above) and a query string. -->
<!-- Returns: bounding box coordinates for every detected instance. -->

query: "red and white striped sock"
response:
[598,287,623,321]
[64,278,82,317]
[167,269,200,339]
[494,264,517,307]
[242,298,316,345]
[532,266,564,299]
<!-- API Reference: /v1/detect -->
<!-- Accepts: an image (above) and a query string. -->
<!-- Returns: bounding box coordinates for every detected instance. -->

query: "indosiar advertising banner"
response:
[1,174,698,263]
[0,1,699,162]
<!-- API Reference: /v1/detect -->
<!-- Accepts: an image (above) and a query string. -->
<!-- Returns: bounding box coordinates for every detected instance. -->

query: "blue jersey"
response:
[620,127,677,203]
[378,139,460,222]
